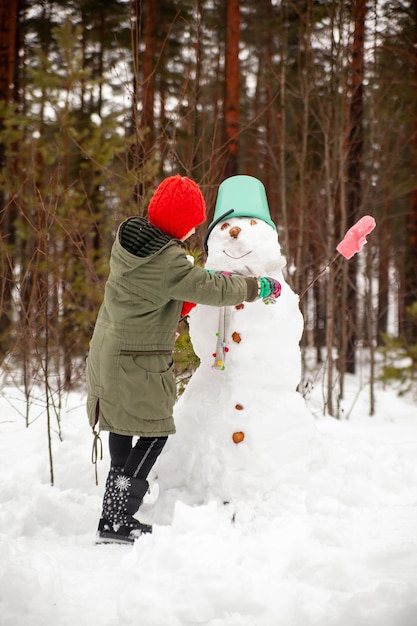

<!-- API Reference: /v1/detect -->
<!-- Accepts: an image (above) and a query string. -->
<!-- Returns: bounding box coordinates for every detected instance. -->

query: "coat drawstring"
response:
[91,427,103,486]
[91,399,102,485]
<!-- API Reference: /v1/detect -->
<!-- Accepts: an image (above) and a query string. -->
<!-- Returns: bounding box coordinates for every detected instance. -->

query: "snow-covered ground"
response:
[1,375,416,626]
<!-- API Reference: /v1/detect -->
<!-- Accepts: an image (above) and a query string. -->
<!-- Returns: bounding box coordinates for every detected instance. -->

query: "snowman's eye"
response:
[250,219,257,226]
[221,222,230,230]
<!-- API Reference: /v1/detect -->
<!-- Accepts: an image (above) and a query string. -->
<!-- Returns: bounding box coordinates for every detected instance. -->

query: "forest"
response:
[0,0,416,418]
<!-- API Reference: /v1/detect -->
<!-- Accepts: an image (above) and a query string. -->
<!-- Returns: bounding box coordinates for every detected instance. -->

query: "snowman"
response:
[155,175,315,514]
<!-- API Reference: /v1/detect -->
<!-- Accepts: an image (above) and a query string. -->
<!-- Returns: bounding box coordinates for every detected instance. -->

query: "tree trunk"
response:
[345,0,366,373]
[377,197,391,343]
[402,0,417,343]
[0,0,19,347]
[190,0,203,178]
[278,0,288,258]
[293,1,312,297]
[0,0,18,103]
[222,0,240,179]
[132,0,158,205]
[140,0,157,150]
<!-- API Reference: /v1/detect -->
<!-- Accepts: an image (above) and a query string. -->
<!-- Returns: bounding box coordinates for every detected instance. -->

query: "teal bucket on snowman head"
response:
[204,175,276,253]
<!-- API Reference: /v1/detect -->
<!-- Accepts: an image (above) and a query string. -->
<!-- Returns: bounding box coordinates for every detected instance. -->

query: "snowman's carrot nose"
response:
[229,226,241,239]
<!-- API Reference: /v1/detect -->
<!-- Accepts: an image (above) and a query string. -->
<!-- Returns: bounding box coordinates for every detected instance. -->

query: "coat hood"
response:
[119,217,175,258]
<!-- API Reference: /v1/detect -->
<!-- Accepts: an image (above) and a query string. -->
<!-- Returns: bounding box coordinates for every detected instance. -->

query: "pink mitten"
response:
[336,216,376,259]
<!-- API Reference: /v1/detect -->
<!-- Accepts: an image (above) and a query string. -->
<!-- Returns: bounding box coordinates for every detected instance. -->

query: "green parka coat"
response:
[87,217,258,437]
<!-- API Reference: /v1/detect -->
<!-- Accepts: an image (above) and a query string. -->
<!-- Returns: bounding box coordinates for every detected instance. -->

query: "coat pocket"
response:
[118,353,176,420]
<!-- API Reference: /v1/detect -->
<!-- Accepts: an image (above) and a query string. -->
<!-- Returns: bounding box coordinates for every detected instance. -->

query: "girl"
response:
[86,174,281,543]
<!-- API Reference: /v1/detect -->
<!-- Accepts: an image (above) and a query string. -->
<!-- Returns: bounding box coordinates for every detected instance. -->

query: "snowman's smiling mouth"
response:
[223,250,252,259]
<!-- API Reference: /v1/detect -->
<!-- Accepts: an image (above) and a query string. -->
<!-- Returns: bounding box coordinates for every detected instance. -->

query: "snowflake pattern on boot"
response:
[102,467,136,528]
[115,474,130,492]
[97,466,152,543]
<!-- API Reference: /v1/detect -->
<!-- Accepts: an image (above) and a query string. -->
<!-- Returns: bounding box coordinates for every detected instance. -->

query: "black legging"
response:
[109,432,168,479]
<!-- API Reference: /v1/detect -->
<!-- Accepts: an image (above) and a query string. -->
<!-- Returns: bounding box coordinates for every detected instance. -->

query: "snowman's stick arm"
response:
[299,252,339,302]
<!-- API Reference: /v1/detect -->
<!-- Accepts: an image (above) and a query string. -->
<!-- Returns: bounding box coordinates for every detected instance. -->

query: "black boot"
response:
[96,466,152,544]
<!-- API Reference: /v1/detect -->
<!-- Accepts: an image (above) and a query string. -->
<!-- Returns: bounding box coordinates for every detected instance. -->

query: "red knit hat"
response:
[148,174,206,239]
